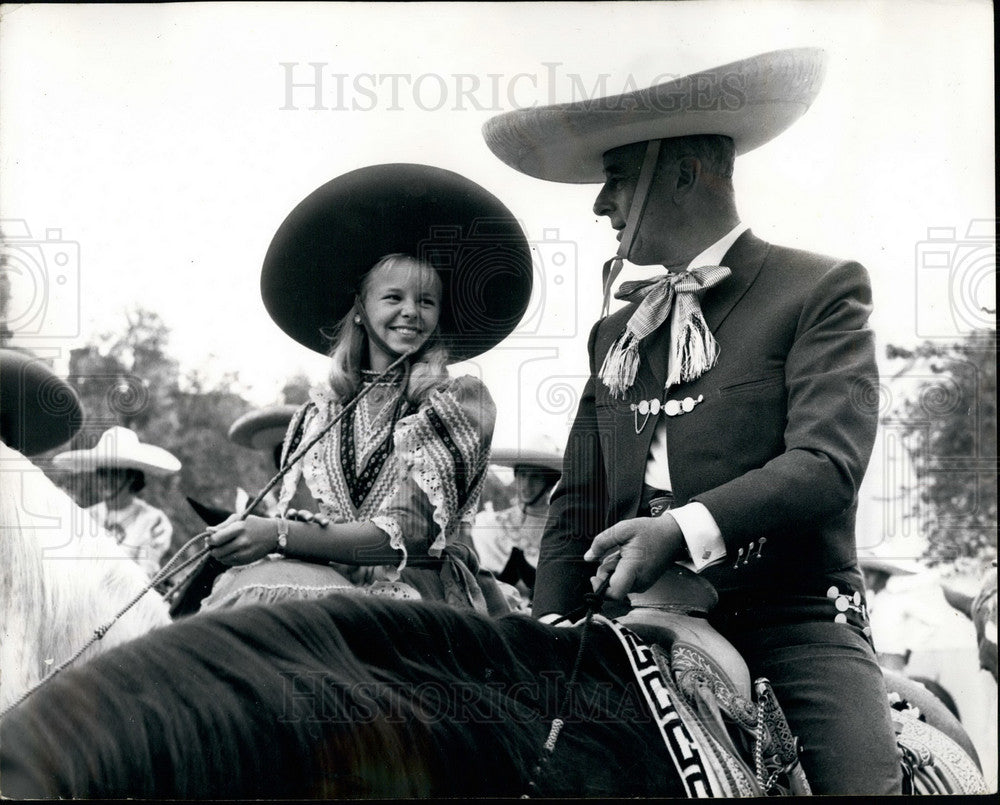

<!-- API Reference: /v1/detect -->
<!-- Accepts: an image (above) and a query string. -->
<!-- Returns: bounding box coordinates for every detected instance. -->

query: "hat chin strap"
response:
[601,139,662,318]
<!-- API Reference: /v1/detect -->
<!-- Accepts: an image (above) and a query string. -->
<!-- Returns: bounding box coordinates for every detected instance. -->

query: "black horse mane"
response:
[2,595,682,799]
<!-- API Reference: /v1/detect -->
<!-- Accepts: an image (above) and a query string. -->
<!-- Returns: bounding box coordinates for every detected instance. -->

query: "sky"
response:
[1,0,995,559]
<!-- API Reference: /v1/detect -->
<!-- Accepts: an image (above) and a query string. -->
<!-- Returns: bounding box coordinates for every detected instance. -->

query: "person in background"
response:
[860,554,921,672]
[52,426,180,579]
[227,404,313,515]
[472,436,563,602]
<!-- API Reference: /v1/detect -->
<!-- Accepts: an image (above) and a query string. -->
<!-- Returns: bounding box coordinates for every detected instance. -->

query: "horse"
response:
[0,441,171,712]
[1,588,990,798]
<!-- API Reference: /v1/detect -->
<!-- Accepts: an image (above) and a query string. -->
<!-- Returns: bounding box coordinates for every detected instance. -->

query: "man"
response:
[483,48,901,794]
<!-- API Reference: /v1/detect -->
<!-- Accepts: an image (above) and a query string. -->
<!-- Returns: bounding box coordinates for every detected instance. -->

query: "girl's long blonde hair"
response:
[326,254,450,404]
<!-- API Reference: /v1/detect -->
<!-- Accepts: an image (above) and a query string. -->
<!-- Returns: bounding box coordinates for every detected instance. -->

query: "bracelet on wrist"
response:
[275,517,289,555]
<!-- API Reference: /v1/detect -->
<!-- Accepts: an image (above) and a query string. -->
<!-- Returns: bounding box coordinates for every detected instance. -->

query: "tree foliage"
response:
[58,308,276,561]
[886,329,997,566]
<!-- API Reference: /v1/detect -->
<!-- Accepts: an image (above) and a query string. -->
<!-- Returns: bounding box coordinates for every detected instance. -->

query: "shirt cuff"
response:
[666,503,726,572]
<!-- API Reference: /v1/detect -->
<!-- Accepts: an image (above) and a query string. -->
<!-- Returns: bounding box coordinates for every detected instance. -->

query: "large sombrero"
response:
[52,426,181,476]
[228,404,298,452]
[260,164,533,362]
[0,348,84,455]
[483,48,827,183]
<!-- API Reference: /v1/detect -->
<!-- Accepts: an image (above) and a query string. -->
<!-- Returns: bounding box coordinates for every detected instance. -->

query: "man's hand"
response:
[584,515,686,600]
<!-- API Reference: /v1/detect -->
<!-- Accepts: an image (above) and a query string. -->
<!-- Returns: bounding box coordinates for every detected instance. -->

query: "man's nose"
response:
[593,185,614,217]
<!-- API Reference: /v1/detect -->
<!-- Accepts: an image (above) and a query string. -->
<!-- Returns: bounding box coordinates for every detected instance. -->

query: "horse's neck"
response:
[0,442,171,707]
[0,448,53,704]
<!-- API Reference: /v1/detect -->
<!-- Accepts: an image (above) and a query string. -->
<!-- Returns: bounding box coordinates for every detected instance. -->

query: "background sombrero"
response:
[228,405,298,452]
[52,426,181,476]
[0,347,84,455]
[261,163,533,362]
[489,447,564,475]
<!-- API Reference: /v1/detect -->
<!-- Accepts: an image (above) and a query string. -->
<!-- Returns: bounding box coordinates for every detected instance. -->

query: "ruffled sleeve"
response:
[371,375,496,573]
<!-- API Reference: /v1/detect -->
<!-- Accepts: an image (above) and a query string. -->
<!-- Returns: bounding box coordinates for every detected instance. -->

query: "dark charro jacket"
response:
[532,230,879,617]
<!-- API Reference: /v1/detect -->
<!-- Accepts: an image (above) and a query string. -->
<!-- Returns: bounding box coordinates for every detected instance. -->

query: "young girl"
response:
[202,164,532,614]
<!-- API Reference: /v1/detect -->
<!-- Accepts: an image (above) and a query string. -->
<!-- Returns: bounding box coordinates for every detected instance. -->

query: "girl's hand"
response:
[206,514,280,566]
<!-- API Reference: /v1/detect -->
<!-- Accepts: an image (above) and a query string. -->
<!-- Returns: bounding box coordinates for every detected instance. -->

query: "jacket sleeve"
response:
[533,321,608,617]
[691,260,879,548]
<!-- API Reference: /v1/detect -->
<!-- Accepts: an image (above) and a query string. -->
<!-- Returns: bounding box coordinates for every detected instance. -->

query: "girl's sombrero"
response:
[482,48,827,184]
[260,163,533,362]
[228,405,298,452]
[0,347,84,455]
[52,426,181,476]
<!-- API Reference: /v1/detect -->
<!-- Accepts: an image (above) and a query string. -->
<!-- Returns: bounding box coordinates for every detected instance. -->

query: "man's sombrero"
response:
[482,48,827,183]
[0,347,84,455]
[228,405,298,452]
[52,426,181,476]
[260,163,533,362]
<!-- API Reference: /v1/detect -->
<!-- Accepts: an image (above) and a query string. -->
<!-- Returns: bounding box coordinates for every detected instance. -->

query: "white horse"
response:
[0,441,171,711]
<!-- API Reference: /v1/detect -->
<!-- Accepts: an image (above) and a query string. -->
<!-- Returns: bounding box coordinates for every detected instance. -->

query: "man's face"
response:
[593,141,681,267]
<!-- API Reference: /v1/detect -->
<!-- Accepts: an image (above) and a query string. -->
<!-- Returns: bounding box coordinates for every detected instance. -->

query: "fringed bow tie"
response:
[599,266,732,399]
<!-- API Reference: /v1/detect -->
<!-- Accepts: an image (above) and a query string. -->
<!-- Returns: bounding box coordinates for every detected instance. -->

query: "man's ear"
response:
[673,156,701,200]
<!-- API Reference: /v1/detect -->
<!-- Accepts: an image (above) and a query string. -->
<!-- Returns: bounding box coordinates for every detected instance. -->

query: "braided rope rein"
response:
[521,579,611,797]
[0,354,412,721]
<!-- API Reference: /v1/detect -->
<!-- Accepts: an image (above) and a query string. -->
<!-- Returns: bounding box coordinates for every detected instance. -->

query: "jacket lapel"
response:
[702,230,769,333]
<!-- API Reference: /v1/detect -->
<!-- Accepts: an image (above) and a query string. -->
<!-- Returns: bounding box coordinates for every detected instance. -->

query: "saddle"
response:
[614,565,990,797]
[616,565,810,796]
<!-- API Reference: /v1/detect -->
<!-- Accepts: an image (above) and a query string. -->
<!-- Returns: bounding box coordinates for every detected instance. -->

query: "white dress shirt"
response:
[643,221,749,570]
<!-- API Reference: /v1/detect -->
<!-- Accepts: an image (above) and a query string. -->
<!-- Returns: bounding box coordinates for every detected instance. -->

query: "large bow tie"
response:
[599,266,731,399]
